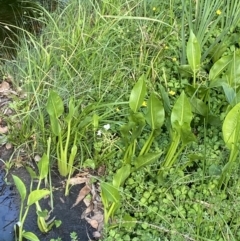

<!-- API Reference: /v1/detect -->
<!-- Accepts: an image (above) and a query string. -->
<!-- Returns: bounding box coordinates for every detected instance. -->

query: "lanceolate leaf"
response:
[112,164,131,188]
[134,151,162,170]
[129,75,146,113]
[37,153,49,180]
[12,175,26,202]
[209,55,232,82]
[222,102,240,150]
[46,90,64,118]
[22,232,40,241]
[171,91,193,130]
[49,116,61,136]
[27,189,50,206]
[100,182,120,207]
[187,30,201,73]
[145,93,165,130]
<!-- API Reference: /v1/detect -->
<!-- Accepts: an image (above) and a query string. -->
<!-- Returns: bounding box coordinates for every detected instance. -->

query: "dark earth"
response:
[0,145,95,241]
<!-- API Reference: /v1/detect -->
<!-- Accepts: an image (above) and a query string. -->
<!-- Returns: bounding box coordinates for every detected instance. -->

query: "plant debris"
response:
[69,171,104,239]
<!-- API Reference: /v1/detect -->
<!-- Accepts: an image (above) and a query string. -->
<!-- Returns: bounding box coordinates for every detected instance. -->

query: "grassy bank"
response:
[2,0,240,240]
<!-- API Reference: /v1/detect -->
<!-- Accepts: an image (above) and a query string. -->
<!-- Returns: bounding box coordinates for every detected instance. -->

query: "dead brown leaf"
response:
[71,185,91,208]
[69,176,88,185]
[91,212,103,223]
[5,143,12,150]
[86,217,98,229]
[0,81,10,92]
[83,195,91,207]
[93,231,101,238]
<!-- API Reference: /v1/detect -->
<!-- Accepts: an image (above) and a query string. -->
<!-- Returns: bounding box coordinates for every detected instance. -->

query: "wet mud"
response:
[0,146,95,241]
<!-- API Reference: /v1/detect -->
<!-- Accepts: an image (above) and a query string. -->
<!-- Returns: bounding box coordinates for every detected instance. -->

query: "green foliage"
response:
[4,0,240,240]
[219,102,240,187]
[12,174,50,241]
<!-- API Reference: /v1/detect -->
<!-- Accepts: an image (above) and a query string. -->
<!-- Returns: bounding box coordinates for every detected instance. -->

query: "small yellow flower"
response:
[152,7,156,11]
[169,90,176,96]
[164,45,169,49]
[172,57,177,62]
[142,101,147,107]
[216,9,221,15]
[116,107,120,112]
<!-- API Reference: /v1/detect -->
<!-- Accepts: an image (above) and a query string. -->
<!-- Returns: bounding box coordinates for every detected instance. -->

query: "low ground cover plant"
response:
[1,0,240,240]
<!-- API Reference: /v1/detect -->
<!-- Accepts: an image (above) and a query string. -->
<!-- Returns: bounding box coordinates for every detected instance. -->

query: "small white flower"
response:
[103,124,110,130]
[97,130,102,136]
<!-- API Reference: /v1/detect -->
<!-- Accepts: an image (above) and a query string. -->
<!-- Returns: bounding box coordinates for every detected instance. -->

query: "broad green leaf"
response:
[46,90,64,118]
[22,232,40,241]
[179,123,196,145]
[54,220,62,228]
[222,102,240,150]
[171,91,192,130]
[145,93,165,130]
[49,116,61,136]
[226,52,240,86]
[209,55,232,82]
[68,145,78,171]
[65,97,75,123]
[37,153,49,180]
[158,84,171,115]
[12,175,26,202]
[210,43,228,63]
[190,97,208,116]
[26,166,38,179]
[187,30,201,73]
[134,151,162,170]
[222,83,236,104]
[27,189,50,206]
[36,210,48,218]
[129,75,146,113]
[100,182,120,207]
[178,65,194,78]
[128,112,146,141]
[112,165,131,188]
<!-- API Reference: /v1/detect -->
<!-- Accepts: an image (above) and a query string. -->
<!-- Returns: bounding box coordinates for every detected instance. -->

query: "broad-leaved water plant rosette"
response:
[101,75,196,224]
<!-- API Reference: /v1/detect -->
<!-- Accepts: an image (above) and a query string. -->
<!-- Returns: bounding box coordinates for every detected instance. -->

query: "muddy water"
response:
[0,169,18,241]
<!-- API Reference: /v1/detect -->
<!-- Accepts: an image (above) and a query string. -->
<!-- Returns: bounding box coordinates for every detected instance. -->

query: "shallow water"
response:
[0,170,18,241]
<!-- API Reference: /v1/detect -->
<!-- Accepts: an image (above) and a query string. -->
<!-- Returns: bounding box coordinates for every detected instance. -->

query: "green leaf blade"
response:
[171,91,192,130]
[100,182,120,207]
[145,93,165,130]
[134,151,162,170]
[209,55,232,82]
[27,189,50,206]
[187,30,201,73]
[12,175,26,202]
[46,90,64,118]
[22,231,40,241]
[222,102,240,150]
[129,75,146,113]
[112,164,131,188]
[37,153,49,180]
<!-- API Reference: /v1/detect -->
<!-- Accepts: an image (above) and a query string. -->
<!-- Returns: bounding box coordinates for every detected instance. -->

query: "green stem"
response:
[18,206,30,241]
[139,131,154,156]
[163,133,181,169]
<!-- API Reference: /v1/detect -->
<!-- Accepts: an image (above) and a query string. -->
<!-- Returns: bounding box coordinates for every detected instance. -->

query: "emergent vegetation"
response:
[1,0,240,240]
